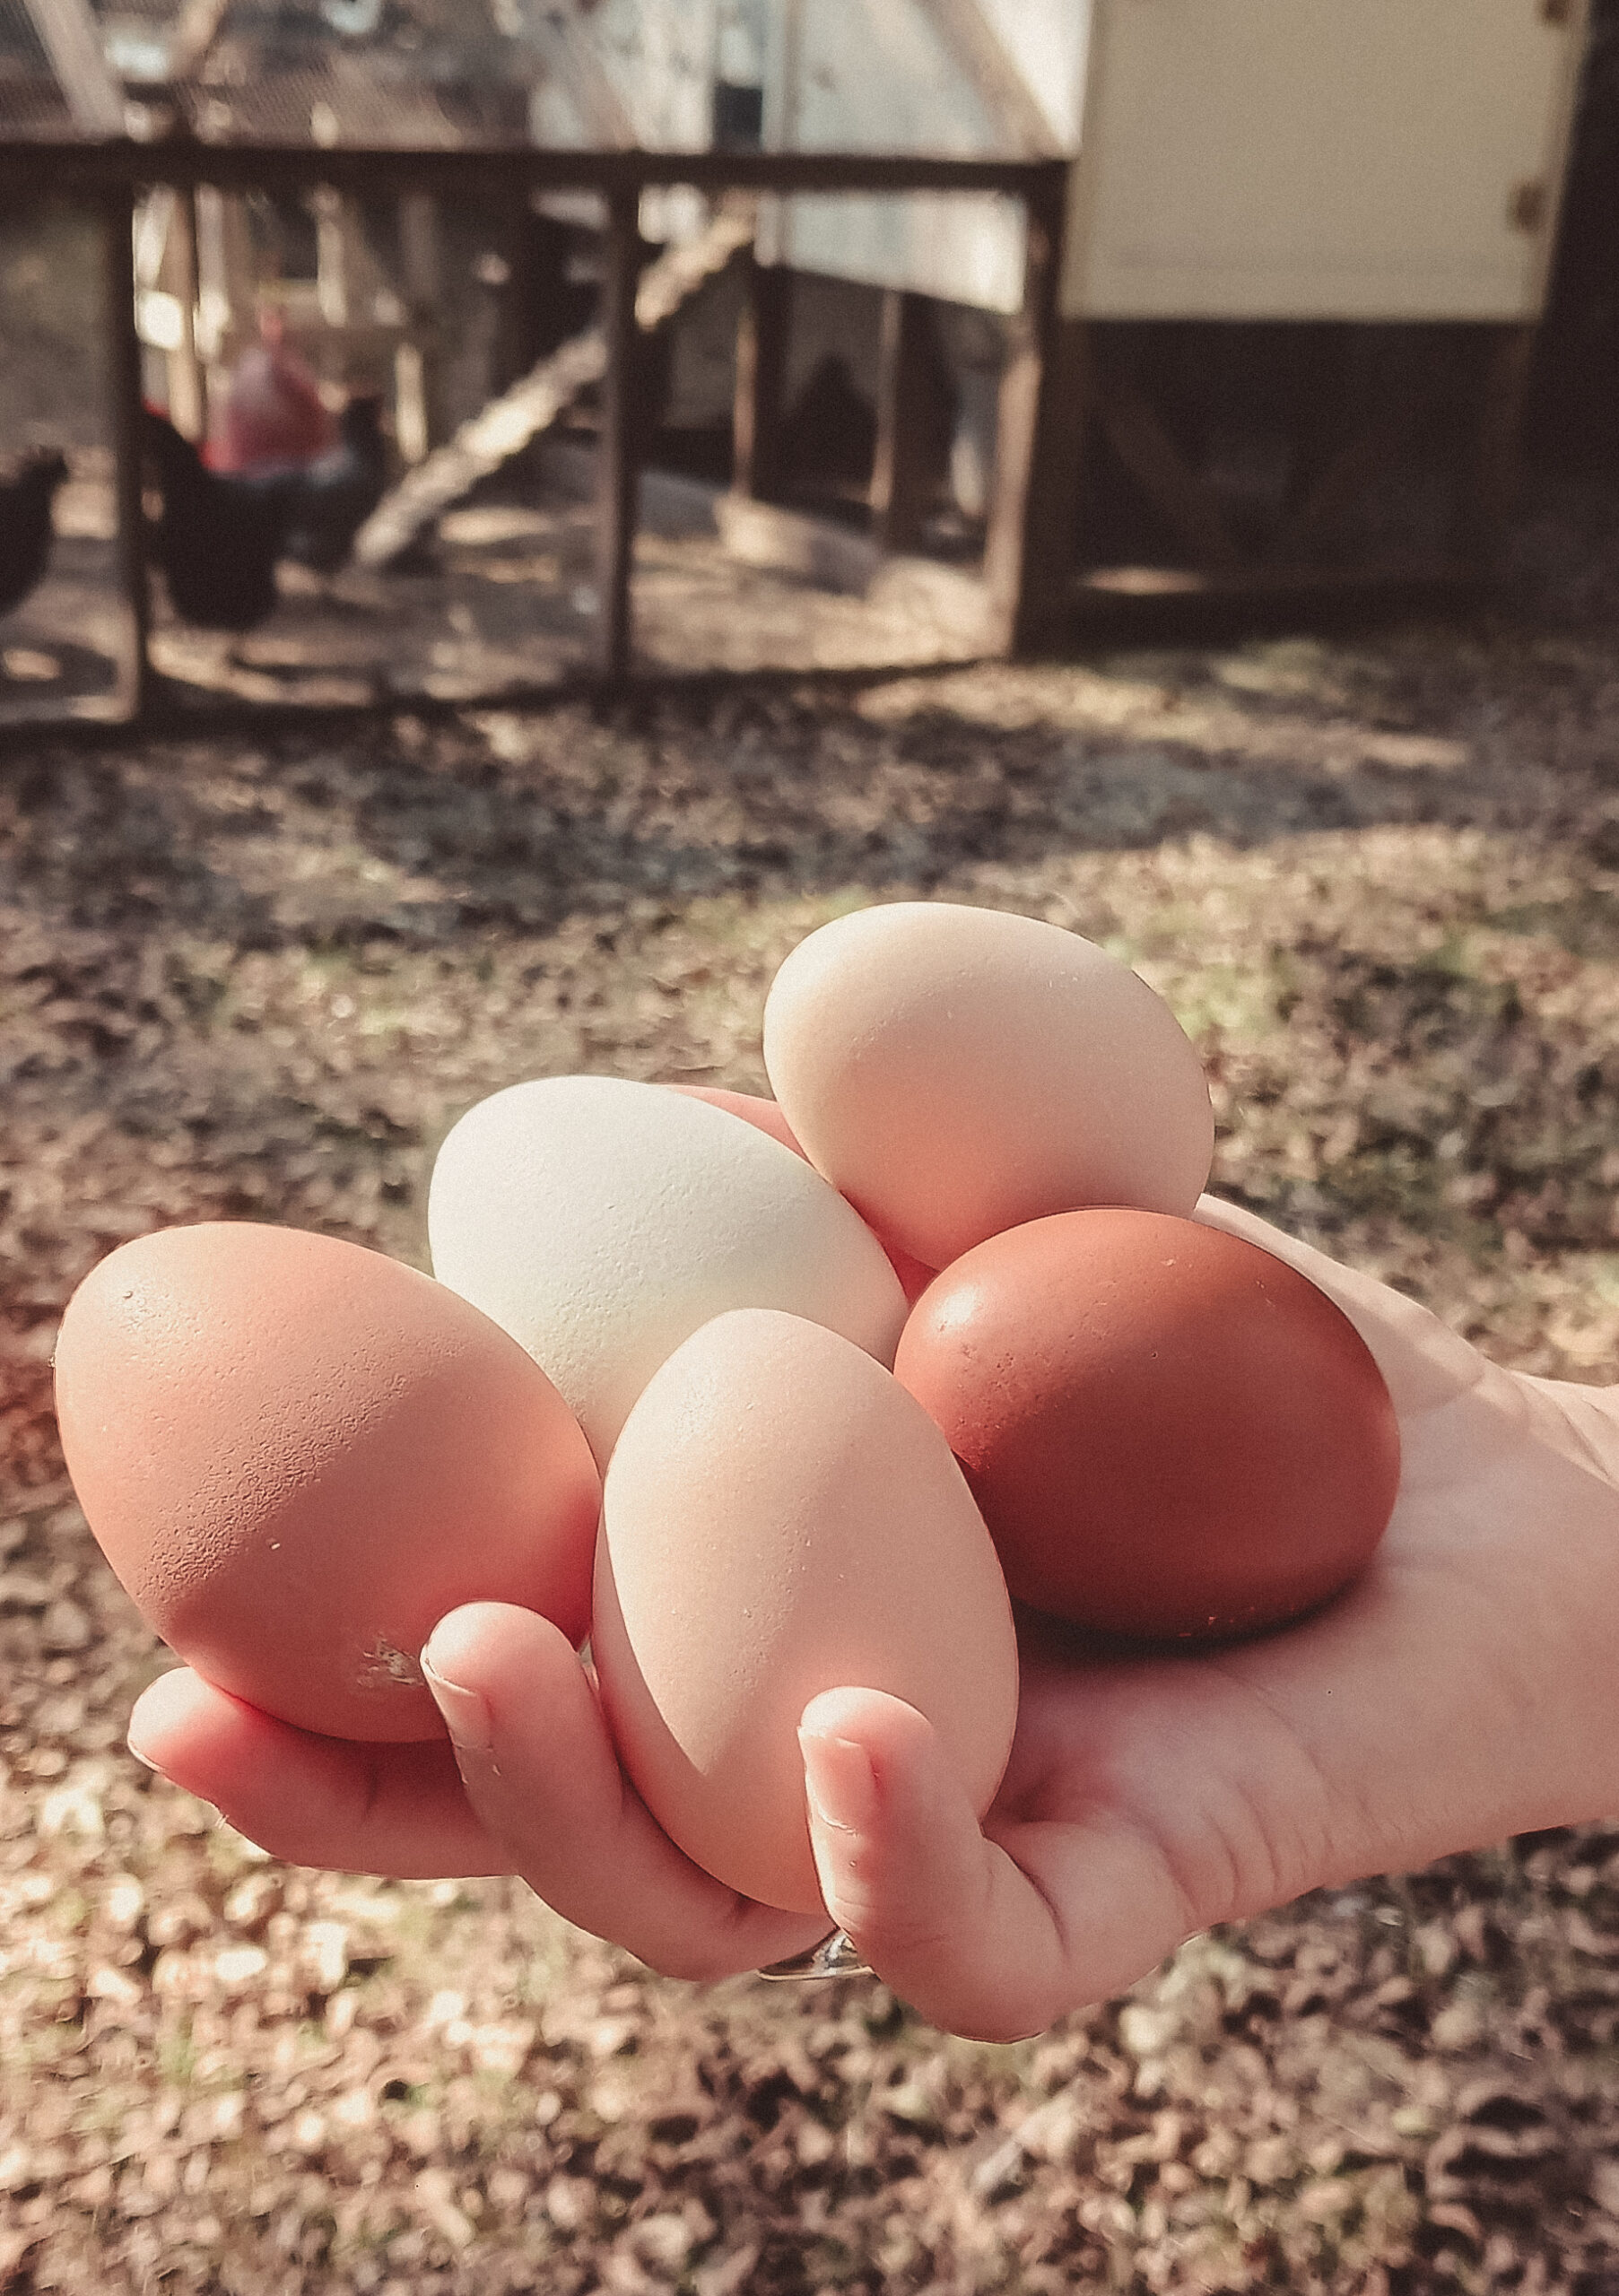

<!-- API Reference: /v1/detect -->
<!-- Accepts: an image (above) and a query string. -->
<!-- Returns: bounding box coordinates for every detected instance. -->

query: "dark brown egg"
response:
[893,1208,1400,1643]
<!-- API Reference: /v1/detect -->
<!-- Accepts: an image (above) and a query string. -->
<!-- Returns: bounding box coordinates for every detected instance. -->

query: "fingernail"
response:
[799,1730,876,1835]
[421,1647,493,1755]
[126,1735,165,1776]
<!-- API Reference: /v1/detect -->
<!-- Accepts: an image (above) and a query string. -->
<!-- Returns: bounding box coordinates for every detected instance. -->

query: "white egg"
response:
[763,901,1214,1271]
[427,1075,907,1462]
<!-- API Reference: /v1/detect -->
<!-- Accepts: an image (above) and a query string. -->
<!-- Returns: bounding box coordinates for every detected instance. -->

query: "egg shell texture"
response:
[54,1222,602,1741]
[428,1075,908,1464]
[594,1309,1020,1915]
[762,901,1215,1271]
[665,1083,937,1304]
[894,1208,1401,1643]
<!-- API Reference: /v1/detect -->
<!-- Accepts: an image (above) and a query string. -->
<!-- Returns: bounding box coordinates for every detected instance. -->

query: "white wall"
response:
[1062,0,1591,320]
[770,0,1030,312]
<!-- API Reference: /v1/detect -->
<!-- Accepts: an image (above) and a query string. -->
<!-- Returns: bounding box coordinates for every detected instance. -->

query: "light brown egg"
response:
[55,1222,602,1741]
[763,901,1214,1271]
[593,1309,1019,1914]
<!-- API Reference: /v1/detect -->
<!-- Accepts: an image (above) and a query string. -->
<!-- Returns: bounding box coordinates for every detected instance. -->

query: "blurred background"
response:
[0,0,1615,713]
[4,9,1619,2295]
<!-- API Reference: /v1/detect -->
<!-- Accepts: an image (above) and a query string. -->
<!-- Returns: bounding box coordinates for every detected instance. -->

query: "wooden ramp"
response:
[353,198,758,570]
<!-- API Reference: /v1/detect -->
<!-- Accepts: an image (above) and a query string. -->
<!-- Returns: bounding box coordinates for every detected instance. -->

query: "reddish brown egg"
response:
[55,1222,603,1741]
[894,1209,1400,1643]
[666,1083,937,1304]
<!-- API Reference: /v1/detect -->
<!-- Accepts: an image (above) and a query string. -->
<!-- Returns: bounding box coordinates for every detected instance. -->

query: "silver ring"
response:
[757,1928,872,1981]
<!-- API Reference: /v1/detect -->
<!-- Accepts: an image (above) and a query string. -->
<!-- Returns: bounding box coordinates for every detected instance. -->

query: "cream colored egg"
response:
[762,901,1214,1271]
[594,1309,1019,1914]
[427,1075,907,1463]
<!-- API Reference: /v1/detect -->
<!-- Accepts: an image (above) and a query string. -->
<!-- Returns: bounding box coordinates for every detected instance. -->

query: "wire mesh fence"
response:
[0,0,76,138]
[0,193,124,724]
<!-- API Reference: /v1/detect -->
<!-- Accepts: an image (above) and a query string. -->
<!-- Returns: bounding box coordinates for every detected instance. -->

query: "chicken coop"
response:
[574,0,1594,609]
[0,0,1599,735]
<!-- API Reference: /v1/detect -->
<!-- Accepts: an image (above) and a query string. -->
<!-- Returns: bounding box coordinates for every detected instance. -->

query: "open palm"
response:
[126,1198,1619,2039]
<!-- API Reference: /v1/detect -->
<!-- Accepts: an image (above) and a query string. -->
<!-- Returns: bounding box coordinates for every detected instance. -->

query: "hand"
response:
[126,1197,1619,2039]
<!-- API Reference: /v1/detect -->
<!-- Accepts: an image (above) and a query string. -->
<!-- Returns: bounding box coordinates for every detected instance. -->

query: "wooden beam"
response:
[101,186,152,724]
[1274,358,1449,562]
[527,5,639,150]
[871,289,943,554]
[165,0,231,83]
[1093,361,1241,571]
[354,201,754,569]
[732,250,789,501]
[22,0,124,136]
[594,185,641,683]
[983,168,1084,655]
[0,143,1053,203]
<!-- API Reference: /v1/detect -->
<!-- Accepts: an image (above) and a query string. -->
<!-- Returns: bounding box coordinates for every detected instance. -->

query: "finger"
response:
[126,1666,501,1878]
[422,1604,827,1981]
[799,1685,1191,2040]
[1193,1192,1486,1415]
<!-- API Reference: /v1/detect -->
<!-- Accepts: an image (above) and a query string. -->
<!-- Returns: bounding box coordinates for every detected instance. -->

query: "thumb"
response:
[799,1687,1184,2041]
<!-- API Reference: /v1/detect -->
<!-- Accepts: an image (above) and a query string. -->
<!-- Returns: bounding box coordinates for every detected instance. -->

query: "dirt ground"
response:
[3,466,1619,2294]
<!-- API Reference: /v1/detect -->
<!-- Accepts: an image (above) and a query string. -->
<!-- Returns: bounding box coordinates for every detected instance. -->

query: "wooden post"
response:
[595,185,641,683]
[22,0,125,136]
[166,185,207,444]
[1464,322,1537,567]
[870,288,941,554]
[984,166,1084,656]
[731,247,788,500]
[396,192,445,463]
[102,186,152,725]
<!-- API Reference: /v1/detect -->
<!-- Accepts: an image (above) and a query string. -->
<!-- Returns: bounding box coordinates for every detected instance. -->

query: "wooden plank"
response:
[594,186,641,683]
[22,0,124,136]
[983,165,1084,654]
[525,8,639,150]
[165,0,232,83]
[910,0,1062,157]
[870,290,946,554]
[732,250,789,501]
[1463,322,1537,563]
[1092,360,1241,571]
[0,143,1050,203]
[165,185,206,443]
[101,186,152,725]
[353,202,754,569]
[396,193,446,463]
[715,494,880,594]
[1274,354,1449,562]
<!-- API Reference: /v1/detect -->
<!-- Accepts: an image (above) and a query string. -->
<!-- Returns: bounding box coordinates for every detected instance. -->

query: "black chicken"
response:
[280,394,389,574]
[0,448,68,622]
[143,409,295,633]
